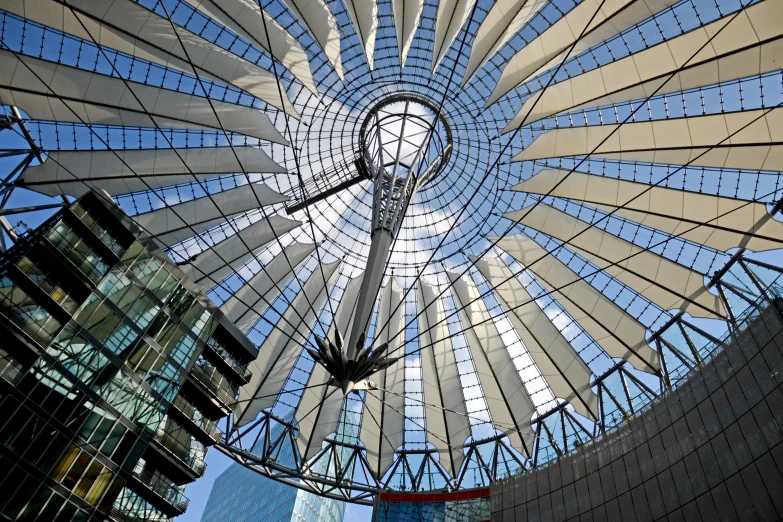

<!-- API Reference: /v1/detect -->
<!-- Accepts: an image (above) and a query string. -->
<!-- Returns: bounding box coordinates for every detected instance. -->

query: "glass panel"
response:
[191,355,238,407]
[154,416,206,473]
[73,461,103,499]
[47,326,112,386]
[148,269,178,303]
[164,330,199,369]
[84,468,114,505]
[93,318,140,358]
[45,221,109,283]
[111,487,171,522]
[16,256,80,313]
[120,241,147,265]
[195,312,216,341]
[205,336,247,376]
[70,202,125,256]
[167,285,195,317]
[0,275,61,345]
[171,395,221,440]
[95,372,165,432]
[0,348,24,385]
[131,458,187,506]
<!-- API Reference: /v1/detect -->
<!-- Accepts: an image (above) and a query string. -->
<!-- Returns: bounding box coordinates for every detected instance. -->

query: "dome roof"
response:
[2,0,782,503]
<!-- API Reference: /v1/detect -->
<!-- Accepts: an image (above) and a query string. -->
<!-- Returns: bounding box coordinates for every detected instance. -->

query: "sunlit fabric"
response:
[1,0,783,504]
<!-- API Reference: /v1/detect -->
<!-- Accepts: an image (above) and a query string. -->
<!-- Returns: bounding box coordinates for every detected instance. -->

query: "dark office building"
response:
[0,189,256,521]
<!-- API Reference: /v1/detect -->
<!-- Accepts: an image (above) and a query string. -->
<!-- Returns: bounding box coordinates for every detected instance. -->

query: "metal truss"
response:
[0,107,65,247]
[2,0,783,508]
[215,251,783,502]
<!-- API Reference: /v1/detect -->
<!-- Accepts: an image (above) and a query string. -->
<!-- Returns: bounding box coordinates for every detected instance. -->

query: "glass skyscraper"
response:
[0,189,256,521]
[201,421,300,522]
[201,419,347,522]
[200,398,364,522]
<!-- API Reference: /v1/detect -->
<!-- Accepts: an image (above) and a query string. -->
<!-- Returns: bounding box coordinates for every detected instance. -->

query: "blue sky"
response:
[3,0,783,518]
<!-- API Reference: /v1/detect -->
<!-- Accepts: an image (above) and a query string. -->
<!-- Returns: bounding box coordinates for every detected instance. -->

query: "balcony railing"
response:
[190,363,238,409]
[205,337,251,380]
[44,221,109,283]
[110,486,173,522]
[0,294,62,347]
[0,349,23,386]
[16,256,80,314]
[171,395,223,442]
[153,426,207,476]
[131,468,190,513]
[70,202,126,256]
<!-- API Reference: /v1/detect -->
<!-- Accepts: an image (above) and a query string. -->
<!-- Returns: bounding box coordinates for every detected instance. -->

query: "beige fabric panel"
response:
[568,40,783,118]
[295,365,335,460]
[296,276,364,461]
[360,387,394,478]
[327,274,363,342]
[513,108,783,171]
[22,146,286,197]
[189,0,318,93]
[64,0,298,115]
[219,242,315,333]
[447,271,536,456]
[417,282,471,478]
[343,0,378,69]
[280,0,344,79]
[299,384,344,461]
[493,234,660,374]
[28,174,212,197]
[512,109,783,174]
[360,278,407,478]
[513,169,783,252]
[0,51,289,143]
[133,183,289,246]
[180,215,301,285]
[515,0,684,94]
[487,0,679,106]
[432,0,476,72]
[0,87,202,134]
[149,216,235,248]
[473,257,600,420]
[502,0,783,129]
[375,279,407,478]
[236,261,340,426]
[503,204,724,318]
[2,0,209,82]
[462,0,548,86]
[391,0,425,66]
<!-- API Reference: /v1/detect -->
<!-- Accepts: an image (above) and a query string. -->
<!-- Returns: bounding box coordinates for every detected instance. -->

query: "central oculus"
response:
[358,93,453,189]
[314,94,453,394]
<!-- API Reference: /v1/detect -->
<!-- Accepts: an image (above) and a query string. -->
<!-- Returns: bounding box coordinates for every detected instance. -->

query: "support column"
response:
[348,230,393,357]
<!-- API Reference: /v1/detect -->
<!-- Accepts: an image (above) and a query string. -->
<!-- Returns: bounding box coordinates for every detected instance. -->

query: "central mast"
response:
[346,94,452,359]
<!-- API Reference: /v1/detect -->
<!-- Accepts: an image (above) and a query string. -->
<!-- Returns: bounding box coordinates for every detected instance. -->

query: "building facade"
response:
[490,300,783,522]
[0,190,256,521]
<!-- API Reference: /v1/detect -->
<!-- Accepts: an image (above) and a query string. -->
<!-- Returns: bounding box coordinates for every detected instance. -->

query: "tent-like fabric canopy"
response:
[2,0,783,501]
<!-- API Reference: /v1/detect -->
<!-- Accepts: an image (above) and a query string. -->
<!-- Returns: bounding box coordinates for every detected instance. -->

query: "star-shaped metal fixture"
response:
[308,330,401,395]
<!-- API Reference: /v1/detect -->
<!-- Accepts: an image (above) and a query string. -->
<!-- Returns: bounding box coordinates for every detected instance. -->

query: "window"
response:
[50,444,116,506]
[0,274,61,345]
[16,256,79,313]
[45,221,109,283]
[70,202,125,256]
[95,372,166,432]
[47,325,112,386]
